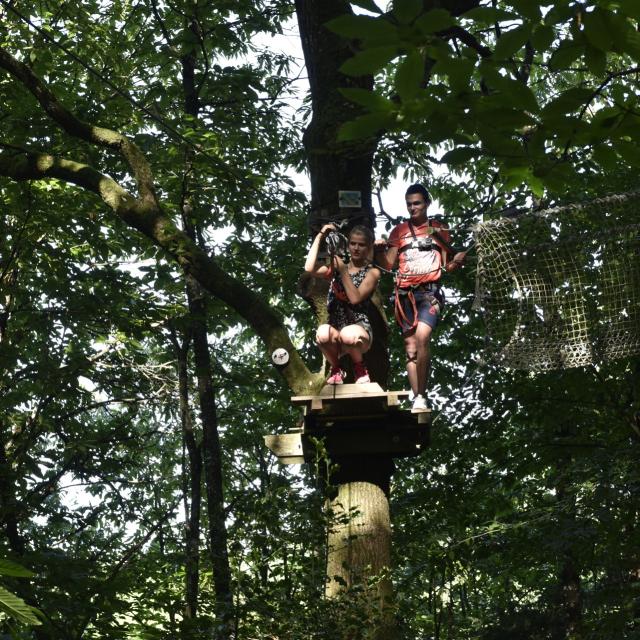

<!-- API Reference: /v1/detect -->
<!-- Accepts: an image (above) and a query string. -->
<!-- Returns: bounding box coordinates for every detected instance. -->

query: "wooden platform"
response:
[265,383,430,465]
[291,383,412,413]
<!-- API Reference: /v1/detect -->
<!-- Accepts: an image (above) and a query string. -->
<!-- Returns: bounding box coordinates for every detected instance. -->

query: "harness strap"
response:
[393,278,445,331]
[394,287,419,332]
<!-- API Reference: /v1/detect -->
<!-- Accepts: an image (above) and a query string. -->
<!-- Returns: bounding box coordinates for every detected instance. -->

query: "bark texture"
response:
[294,0,376,227]
[326,474,395,640]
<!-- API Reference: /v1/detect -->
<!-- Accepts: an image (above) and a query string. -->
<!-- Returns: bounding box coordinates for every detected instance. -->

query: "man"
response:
[374,184,466,411]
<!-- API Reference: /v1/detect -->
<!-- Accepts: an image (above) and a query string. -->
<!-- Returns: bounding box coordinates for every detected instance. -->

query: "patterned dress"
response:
[327,263,374,340]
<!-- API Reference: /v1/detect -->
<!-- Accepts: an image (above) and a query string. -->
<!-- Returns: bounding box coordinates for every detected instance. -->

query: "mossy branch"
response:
[0,148,322,394]
[0,48,157,206]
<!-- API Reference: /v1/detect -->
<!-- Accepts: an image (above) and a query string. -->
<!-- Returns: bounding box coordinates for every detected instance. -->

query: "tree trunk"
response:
[325,457,396,639]
[552,445,583,640]
[294,0,377,228]
[294,5,397,638]
[173,334,202,622]
[179,19,234,637]
[188,281,234,637]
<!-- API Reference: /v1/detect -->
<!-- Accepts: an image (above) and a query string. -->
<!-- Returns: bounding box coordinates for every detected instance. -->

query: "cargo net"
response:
[473,192,640,371]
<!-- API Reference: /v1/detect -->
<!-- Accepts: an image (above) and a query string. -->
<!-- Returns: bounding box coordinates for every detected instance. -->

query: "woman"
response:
[304,224,381,384]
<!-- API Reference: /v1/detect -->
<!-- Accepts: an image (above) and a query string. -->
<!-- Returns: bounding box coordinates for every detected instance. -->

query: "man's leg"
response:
[414,321,433,397]
[403,330,419,396]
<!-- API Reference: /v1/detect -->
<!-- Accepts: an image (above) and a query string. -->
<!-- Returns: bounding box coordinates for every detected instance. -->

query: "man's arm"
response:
[444,250,466,272]
[373,238,398,271]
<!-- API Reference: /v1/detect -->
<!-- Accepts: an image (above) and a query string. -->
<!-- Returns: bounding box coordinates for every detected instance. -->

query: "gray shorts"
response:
[397,290,441,334]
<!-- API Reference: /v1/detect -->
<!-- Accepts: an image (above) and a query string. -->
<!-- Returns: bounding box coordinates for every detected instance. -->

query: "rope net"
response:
[473,192,640,371]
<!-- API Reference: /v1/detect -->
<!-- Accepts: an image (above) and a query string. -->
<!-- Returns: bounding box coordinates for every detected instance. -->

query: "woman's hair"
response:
[349,225,374,246]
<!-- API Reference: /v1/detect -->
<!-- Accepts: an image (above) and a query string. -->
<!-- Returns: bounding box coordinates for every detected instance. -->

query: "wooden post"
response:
[265,383,430,639]
[324,456,395,640]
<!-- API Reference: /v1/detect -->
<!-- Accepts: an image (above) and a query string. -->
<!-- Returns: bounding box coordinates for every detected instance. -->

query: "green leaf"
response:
[479,65,539,112]
[337,112,395,141]
[350,0,383,14]
[478,124,524,157]
[582,9,614,52]
[433,56,475,94]
[0,585,42,626]
[531,25,555,51]
[542,87,594,118]
[544,2,575,25]
[538,161,578,192]
[549,40,584,70]
[338,88,395,112]
[500,164,530,191]
[526,172,544,197]
[393,0,423,24]
[340,46,398,76]
[584,45,607,76]
[415,8,455,35]
[617,0,640,19]
[0,560,34,578]
[462,7,519,23]
[508,0,541,20]
[395,50,424,100]
[493,24,533,61]
[325,14,396,43]
[475,105,536,129]
[622,28,640,60]
[592,144,618,170]
[615,139,640,165]
[441,146,480,165]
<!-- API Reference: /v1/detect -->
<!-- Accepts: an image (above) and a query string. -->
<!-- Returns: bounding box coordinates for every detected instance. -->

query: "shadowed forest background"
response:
[0,0,639,638]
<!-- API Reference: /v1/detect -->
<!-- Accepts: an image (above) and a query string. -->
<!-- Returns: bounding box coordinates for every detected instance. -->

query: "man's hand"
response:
[446,251,466,272]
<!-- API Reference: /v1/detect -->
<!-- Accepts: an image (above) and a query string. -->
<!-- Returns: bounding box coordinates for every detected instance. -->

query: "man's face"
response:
[405,193,429,224]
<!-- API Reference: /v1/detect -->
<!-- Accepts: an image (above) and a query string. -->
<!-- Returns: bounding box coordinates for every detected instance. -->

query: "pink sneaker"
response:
[326,366,345,385]
[354,362,370,384]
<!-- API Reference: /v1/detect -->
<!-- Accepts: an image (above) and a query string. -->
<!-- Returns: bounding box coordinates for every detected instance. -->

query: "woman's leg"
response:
[316,324,341,366]
[338,325,371,362]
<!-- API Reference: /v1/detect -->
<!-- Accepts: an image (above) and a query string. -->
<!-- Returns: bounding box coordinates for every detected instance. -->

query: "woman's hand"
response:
[332,254,347,274]
[319,223,336,237]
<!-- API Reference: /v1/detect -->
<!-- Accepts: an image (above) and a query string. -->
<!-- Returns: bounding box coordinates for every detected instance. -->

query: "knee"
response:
[339,329,366,348]
[405,347,417,363]
[340,333,359,348]
[316,324,336,346]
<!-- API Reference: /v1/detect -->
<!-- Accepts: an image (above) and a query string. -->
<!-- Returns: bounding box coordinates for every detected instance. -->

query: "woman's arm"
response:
[336,261,381,305]
[304,224,335,276]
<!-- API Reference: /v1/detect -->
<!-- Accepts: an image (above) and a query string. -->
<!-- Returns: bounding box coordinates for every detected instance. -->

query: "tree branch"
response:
[0,48,158,206]
[0,148,320,394]
[440,26,491,58]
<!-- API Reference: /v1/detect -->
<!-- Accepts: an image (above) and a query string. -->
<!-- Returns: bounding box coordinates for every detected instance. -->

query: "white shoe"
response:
[412,395,428,412]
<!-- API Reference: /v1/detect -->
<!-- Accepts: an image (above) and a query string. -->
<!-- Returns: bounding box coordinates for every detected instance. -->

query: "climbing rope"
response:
[473,191,640,370]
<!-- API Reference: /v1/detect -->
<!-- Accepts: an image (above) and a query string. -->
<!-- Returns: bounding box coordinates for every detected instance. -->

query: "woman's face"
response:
[348,232,370,261]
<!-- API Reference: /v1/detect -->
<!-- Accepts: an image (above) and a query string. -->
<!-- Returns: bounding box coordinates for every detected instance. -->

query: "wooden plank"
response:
[318,382,383,397]
[264,434,303,459]
[291,383,411,408]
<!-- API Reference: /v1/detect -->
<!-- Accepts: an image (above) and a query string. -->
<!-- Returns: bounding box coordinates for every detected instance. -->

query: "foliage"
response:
[0,559,42,627]
[333,0,640,199]
[0,0,639,639]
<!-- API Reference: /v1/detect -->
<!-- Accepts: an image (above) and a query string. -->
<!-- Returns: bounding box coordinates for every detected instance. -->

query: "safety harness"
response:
[393,221,446,331]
